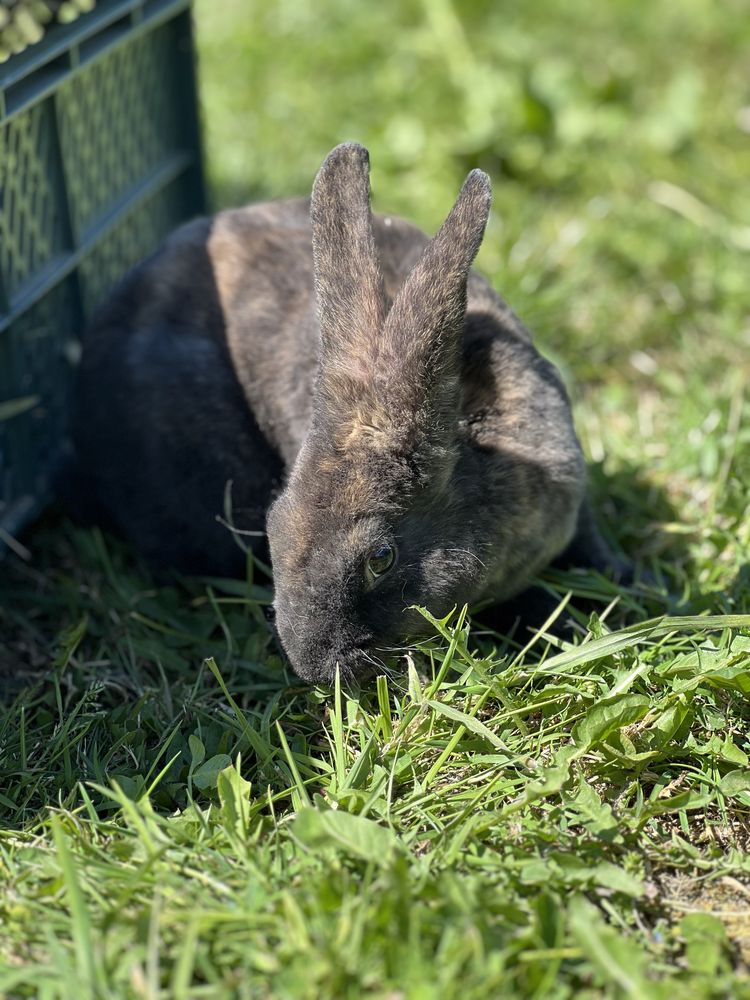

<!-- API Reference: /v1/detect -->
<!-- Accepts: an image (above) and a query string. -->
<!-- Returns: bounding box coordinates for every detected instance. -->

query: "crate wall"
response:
[0,0,205,550]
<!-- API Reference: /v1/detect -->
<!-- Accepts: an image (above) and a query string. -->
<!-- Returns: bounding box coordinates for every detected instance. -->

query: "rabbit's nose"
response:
[281,634,378,685]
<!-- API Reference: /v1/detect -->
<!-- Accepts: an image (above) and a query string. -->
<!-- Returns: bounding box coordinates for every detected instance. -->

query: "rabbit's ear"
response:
[313,163,491,467]
[334,169,491,459]
[311,144,387,381]
[382,168,491,388]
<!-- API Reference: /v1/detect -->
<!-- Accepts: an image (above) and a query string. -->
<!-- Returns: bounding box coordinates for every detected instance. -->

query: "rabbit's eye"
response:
[366,543,396,580]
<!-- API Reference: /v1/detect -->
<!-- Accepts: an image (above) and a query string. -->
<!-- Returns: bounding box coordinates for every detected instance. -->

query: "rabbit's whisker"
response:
[446,547,487,570]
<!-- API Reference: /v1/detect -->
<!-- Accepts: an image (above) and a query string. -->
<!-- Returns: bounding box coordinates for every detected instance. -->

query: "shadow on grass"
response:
[0,514,322,830]
[589,460,750,615]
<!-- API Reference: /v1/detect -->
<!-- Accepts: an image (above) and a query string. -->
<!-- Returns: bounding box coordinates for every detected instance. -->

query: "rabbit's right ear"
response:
[311,143,387,398]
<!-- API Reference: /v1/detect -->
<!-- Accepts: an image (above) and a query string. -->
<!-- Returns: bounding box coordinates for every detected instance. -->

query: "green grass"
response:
[2,0,750,995]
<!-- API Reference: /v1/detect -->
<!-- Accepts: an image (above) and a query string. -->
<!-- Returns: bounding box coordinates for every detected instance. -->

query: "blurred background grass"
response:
[194,0,750,599]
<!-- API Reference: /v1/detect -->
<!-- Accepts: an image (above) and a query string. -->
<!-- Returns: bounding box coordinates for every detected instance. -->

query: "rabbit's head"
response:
[267,143,493,682]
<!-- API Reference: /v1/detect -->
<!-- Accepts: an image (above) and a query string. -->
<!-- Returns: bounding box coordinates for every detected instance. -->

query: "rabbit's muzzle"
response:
[273,595,376,683]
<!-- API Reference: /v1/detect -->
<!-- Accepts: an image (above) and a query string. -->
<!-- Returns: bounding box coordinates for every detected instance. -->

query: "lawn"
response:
[1,0,750,996]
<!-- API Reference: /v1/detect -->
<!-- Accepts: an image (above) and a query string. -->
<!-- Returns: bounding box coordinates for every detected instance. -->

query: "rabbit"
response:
[70,142,627,683]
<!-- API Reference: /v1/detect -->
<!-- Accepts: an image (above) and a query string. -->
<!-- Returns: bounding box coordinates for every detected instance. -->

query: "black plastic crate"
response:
[0,0,205,555]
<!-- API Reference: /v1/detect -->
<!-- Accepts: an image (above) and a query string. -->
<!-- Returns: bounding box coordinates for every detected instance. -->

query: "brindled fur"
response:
[70,143,623,681]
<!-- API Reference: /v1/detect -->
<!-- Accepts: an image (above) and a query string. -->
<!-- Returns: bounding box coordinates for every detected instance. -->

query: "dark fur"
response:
[70,143,621,681]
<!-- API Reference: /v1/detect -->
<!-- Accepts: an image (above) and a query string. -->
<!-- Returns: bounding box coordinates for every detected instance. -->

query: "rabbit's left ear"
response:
[311,143,388,391]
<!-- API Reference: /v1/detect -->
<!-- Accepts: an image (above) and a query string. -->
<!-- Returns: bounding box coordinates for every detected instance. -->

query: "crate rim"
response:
[0,0,193,125]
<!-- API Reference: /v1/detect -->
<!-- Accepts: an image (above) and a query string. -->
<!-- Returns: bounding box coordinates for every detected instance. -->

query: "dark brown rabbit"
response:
[70,143,624,682]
